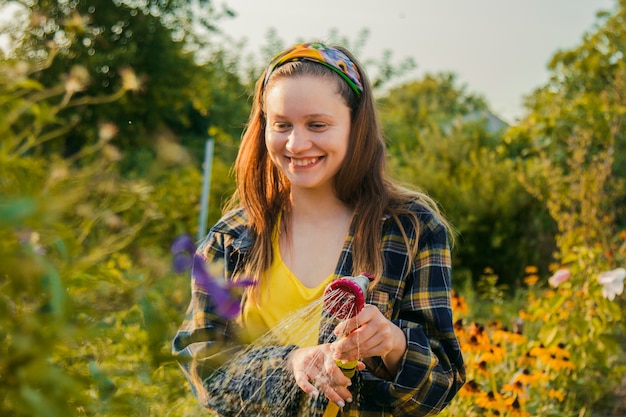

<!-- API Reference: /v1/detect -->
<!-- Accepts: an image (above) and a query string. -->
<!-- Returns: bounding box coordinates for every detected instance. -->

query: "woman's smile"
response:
[290,156,322,167]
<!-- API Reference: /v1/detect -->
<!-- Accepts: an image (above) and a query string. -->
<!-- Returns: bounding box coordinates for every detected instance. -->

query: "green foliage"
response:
[380,75,556,286]
[3,0,248,182]
[0,29,203,417]
[505,0,626,233]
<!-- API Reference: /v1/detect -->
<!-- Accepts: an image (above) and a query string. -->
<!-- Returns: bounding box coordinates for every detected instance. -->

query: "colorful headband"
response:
[263,43,363,96]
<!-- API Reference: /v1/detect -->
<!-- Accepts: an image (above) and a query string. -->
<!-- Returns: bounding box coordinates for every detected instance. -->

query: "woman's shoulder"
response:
[390,194,448,235]
[209,207,249,237]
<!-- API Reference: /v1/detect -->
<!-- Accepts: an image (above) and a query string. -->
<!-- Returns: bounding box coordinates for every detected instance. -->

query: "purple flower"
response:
[171,234,254,320]
[171,234,196,273]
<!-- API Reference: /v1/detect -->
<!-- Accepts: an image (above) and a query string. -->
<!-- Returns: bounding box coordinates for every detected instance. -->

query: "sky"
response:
[218,0,616,124]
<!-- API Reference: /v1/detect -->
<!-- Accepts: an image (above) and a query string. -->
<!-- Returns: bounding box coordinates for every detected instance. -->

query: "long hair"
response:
[226,44,453,296]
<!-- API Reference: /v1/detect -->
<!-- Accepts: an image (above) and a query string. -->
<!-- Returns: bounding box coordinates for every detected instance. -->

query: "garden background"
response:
[1,0,625,416]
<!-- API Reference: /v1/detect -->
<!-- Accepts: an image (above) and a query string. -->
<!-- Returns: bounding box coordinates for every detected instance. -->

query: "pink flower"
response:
[548,269,571,288]
[597,268,626,301]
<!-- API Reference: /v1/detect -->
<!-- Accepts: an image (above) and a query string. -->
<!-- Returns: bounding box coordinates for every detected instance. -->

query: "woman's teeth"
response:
[291,157,319,166]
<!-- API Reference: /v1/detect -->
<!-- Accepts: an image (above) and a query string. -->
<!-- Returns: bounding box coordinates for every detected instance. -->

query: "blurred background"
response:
[1,1,625,416]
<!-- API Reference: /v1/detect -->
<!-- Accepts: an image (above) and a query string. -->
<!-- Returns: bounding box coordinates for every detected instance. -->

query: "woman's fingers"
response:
[331,304,401,360]
[312,373,351,406]
[332,304,383,336]
[289,344,353,406]
[293,369,320,399]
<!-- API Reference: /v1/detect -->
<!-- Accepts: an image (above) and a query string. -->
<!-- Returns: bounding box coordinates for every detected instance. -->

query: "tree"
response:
[379,74,556,287]
[2,0,246,170]
[505,0,626,257]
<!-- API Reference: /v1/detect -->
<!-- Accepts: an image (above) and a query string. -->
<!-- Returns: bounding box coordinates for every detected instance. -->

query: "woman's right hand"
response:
[288,344,356,407]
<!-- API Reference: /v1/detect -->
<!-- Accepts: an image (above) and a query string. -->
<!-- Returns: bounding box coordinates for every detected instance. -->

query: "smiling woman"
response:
[264,75,352,195]
[172,42,465,417]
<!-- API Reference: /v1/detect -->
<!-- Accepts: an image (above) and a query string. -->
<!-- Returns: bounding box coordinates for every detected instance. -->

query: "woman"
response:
[172,42,465,417]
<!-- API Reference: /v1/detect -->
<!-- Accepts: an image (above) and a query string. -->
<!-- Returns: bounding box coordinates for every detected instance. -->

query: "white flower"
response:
[597,268,626,301]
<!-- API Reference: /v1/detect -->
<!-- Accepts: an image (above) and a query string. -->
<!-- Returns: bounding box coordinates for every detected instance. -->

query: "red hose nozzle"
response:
[323,273,374,320]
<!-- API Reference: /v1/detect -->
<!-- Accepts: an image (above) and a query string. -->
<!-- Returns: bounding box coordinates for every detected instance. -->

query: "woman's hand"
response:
[288,344,355,407]
[330,304,407,375]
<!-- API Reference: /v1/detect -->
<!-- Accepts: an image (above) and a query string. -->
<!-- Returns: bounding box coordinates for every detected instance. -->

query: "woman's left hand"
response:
[330,304,407,375]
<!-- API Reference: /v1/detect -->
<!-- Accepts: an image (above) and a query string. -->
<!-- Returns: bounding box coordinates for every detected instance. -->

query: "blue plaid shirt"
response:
[172,200,465,416]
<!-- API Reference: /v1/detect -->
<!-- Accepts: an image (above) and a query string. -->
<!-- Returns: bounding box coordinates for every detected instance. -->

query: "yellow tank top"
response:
[241,234,335,347]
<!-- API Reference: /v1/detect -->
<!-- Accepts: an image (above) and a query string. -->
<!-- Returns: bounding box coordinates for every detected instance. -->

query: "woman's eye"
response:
[309,122,327,130]
[273,122,290,131]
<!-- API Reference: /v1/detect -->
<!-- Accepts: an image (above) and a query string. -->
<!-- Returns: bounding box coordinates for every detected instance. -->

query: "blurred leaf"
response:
[0,198,36,224]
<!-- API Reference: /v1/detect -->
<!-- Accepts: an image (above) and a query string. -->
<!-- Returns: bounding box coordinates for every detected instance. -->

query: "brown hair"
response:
[226,44,452,297]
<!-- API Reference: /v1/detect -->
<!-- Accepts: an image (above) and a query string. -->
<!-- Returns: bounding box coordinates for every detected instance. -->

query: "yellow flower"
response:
[529,343,550,360]
[548,343,570,360]
[548,388,565,402]
[476,360,490,377]
[524,265,538,274]
[506,396,531,416]
[501,381,527,399]
[516,351,537,368]
[479,344,506,363]
[475,391,508,413]
[492,328,525,345]
[547,355,575,371]
[512,368,543,386]
[451,290,469,315]
[523,274,539,285]
[459,379,481,397]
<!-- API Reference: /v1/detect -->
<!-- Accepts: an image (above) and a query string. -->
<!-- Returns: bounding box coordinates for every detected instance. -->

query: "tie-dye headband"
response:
[263,43,363,96]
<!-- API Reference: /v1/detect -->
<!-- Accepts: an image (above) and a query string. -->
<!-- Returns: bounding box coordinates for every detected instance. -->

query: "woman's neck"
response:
[287,188,352,222]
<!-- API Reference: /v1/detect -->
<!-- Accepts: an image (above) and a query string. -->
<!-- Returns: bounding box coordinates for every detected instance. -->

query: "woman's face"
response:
[264,75,351,195]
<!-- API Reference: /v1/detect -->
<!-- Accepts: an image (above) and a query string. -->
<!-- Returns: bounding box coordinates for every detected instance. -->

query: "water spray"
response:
[323,273,374,378]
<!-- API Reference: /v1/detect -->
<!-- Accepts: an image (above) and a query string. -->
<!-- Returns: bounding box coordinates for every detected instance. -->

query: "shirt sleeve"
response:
[171,231,301,416]
[361,214,466,416]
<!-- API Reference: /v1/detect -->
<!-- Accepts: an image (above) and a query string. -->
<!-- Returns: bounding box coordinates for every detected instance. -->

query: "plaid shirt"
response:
[172,200,465,416]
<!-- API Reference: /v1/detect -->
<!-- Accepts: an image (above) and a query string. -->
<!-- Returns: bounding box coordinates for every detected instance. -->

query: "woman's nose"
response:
[285,127,311,153]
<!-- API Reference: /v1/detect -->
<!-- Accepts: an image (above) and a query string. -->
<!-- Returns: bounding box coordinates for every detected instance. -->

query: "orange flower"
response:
[452,290,469,315]
[516,351,537,368]
[459,379,482,397]
[475,391,508,413]
[501,381,527,399]
[548,388,565,402]
[548,343,570,360]
[512,368,543,386]
[477,360,490,377]
[546,355,575,371]
[492,328,525,345]
[524,265,539,274]
[529,343,549,360]
[506,396,531,416]
[479,344,506,363]
[523,274,539,285]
